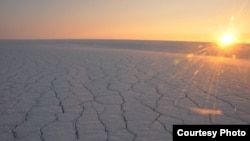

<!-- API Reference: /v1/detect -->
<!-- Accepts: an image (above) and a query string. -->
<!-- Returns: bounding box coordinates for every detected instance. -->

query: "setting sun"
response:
[218,33,236,47]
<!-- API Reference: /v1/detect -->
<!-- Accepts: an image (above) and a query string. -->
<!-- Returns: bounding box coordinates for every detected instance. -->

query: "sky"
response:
[0,0,250,42]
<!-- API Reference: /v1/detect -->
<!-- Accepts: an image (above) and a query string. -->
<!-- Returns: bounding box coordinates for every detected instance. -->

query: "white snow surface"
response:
[0,40,249,141]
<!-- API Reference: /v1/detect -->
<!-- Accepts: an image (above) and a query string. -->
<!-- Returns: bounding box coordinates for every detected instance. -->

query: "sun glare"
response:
[219,34,235,46]
[218,33,235,47]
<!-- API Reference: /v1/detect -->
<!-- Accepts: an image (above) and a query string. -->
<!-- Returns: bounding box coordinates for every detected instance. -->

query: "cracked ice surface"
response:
[0,40,249,141]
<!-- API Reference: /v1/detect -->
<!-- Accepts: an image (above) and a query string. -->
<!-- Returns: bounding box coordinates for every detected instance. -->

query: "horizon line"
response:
[0,38,217,43]
[1,38,250,45]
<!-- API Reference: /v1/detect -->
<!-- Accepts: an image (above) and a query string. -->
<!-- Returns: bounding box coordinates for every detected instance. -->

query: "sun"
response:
[218,33,236,47]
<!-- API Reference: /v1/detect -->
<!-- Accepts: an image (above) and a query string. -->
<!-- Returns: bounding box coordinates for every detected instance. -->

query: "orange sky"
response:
[0,0,250,42]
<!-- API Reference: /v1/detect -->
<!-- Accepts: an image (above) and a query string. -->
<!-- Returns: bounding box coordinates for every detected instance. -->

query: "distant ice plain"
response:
[0,40,249,141]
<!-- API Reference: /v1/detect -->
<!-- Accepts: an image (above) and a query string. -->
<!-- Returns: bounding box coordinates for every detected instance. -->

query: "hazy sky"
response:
[1,0,250,42]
